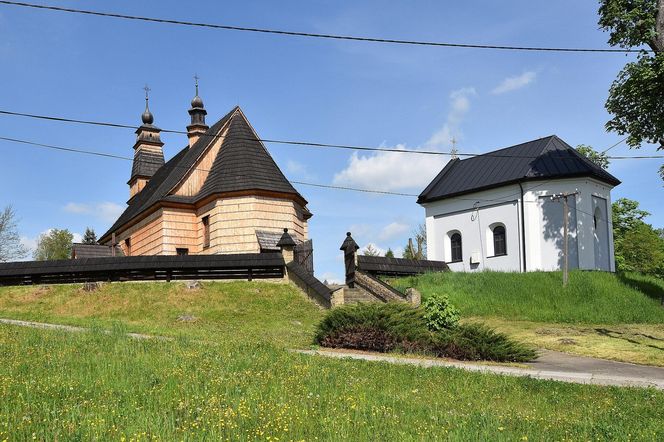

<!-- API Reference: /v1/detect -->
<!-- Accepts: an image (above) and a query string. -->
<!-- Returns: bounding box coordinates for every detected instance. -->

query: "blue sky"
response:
[0,1,662,282]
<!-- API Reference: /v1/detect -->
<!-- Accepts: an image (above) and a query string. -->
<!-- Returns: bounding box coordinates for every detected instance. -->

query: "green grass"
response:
[0,281,323,348]
[390,271,664,366]
[391,270,664,324]
[2,324,664,441]
[1,280,664,439]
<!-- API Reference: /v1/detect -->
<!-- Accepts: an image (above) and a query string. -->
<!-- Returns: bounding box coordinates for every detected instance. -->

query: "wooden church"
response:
[99,86,312,256]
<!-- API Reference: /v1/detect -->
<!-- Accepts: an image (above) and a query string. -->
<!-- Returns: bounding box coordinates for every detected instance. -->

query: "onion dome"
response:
[191,94,204,108]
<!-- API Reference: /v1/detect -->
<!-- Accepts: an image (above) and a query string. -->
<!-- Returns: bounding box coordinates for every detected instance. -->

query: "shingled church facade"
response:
[99,88,312,256]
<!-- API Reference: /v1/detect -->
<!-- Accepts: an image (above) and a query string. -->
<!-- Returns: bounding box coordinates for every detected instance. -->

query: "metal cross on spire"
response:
[194,73,200,95]
[450,137,458,160]
[143,84,151,107]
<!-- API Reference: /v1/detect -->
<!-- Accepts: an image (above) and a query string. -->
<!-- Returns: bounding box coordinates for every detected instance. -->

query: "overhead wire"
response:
[0,1,649,54]
[1,109,662,160]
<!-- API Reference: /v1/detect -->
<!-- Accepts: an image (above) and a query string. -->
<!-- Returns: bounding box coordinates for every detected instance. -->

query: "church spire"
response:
[187,74,208,148]
[129,84,164,200]
[141,84,154,125]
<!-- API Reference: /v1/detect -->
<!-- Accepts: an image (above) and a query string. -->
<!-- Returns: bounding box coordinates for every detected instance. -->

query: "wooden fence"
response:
[0,254,285,286]
[357,255,449,277]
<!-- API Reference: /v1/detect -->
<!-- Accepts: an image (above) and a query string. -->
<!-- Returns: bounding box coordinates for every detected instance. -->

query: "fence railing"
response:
[357,255,449,277]
[0,254,285,286]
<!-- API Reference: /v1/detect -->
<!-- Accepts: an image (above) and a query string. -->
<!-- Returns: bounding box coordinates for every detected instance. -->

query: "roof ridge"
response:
[467,134,557,160]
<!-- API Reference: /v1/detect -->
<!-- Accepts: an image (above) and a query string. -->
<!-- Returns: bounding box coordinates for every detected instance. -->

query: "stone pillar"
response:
[277,228,296,280]
[405,288,422,307]
[339,232,359,288]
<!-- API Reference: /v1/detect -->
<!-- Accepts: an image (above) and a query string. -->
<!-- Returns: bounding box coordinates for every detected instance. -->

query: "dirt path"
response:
[2,317,663,389]
[296,348,664,390]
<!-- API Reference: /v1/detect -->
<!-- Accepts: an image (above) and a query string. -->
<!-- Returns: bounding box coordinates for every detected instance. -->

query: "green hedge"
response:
[315,302,536,362]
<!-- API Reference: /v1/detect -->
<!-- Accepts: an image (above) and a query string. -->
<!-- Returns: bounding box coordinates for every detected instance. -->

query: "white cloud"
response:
[425,87,476,149]
[332,87,475,191]
[491,71,536,95]
[318,272,342,285]
[378,222,410,242]
[63,202,124,223]
[286,160,306,175]
[63,203,89,214]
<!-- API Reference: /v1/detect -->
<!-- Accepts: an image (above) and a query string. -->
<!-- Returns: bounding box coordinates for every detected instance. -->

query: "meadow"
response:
[2,323,664,441]
[1,279,664,440]
[391,271,664,365]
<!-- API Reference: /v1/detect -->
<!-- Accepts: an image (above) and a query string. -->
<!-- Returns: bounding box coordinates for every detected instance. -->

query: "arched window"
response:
[450,233,462,262]
[493,225,506,256]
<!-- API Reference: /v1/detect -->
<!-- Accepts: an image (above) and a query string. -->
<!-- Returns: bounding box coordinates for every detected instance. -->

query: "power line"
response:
[0,1,649,54]
[0,135,636,214]
[0,135,419,197]
[0,134,557,201]
[2,109,661,160]
[601,137,627,153]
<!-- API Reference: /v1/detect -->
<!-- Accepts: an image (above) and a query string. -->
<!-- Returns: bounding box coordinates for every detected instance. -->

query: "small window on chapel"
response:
[124,237,131,256]
[202,215,210,249]
[176,248,189,256]
[450,233,462,262]
[493,225,506,256]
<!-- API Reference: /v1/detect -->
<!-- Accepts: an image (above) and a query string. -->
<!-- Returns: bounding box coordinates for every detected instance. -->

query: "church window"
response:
[450,232,462,262]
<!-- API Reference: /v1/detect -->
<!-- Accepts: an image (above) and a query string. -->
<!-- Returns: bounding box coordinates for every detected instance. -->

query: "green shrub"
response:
[315,302,428,346]
[422,294,460,331]
[434,323,537,362]
[315,303,535,362]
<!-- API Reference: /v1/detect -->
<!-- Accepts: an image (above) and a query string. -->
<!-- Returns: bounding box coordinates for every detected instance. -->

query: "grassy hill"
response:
[391,270,664,324]
[0,280,663,440]
[0,281,323,348]
[391,271,664,365]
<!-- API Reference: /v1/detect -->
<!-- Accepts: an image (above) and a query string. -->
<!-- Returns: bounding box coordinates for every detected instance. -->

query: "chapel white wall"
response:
[423,178,616,273]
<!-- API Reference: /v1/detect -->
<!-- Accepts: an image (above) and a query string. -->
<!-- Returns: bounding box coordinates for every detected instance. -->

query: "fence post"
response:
[277,228,296,281]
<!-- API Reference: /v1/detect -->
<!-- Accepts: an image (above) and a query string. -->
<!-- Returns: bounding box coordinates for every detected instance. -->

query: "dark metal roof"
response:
[71,243,124,259]
[101,107,307,242]
[357,255,449,276]
[418,135,621,204]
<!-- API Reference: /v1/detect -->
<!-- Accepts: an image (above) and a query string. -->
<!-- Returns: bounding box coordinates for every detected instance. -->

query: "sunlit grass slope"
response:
[2,324,663,441]
[391,271,664,324]
[0,281,323,348]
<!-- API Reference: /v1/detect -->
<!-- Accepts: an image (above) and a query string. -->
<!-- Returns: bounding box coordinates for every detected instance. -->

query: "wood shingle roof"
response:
[101,107,307,242]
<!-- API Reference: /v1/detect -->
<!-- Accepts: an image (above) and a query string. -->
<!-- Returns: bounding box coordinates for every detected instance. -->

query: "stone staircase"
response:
[329,272,421,307]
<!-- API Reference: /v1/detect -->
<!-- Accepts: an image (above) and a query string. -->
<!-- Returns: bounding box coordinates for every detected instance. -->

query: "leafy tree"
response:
[612,198,664,276]
[0,205,28,262]
[82,227,97,245]
[619,222,664,276]
[575,145,610,169]
[612,198,650,237]
[598,0,664,168]
[384,248,395,258]
[34,229,74,261]
[362,244,380,256]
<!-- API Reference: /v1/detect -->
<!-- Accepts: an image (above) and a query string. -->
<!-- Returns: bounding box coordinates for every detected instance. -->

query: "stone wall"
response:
[354,271,407,303]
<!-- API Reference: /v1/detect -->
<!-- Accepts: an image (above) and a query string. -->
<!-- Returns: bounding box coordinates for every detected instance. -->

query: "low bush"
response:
[422,294,460,331]
[315,303,536,362]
